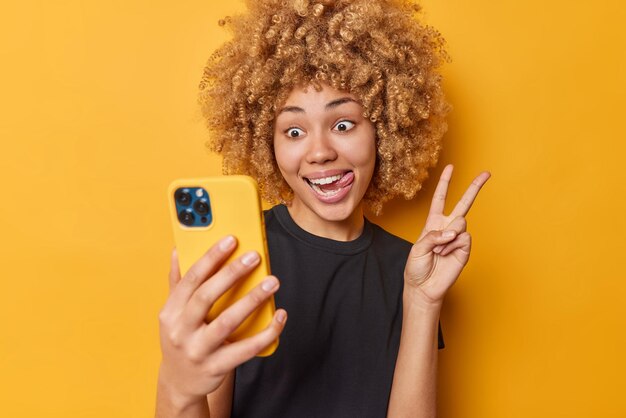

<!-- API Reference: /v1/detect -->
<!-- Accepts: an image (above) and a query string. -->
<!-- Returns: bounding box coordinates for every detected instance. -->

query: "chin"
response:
[307,198,361,223]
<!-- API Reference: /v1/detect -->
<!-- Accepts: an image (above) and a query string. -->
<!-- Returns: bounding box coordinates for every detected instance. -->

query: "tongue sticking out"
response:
[317,172,354,192]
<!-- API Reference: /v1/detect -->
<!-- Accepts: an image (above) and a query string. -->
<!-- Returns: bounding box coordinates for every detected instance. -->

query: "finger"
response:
[200,275,280,351]
[183,251,263,328]
[432,216,467,253]
[167,235,237,313]
[206,309,287,376]
[410,229,459,259]
[447,215,468,234]
[439,232,472,259]
[428,164,454,216]
[168,247,181,295]
[450,171,491,218]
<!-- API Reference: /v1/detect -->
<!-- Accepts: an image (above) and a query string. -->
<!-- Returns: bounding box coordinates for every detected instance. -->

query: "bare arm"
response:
[156,372,210,418]
[207,371,234,418]
[155,370,233,418]
[387,296,441,418]
[387,165,490,417]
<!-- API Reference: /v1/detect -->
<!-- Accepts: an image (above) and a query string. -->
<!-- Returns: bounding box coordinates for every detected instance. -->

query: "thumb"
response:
[410,229,457,258]
[168,247,181,294]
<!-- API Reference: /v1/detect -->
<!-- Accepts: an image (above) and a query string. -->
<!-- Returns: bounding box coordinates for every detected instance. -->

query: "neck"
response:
[285,202,365,242]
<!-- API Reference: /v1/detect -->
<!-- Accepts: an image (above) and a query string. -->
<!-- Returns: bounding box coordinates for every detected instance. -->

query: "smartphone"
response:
[168,175,278,356]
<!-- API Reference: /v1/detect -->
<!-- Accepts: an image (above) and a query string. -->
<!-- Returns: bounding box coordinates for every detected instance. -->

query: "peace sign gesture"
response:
[404,164,491,306]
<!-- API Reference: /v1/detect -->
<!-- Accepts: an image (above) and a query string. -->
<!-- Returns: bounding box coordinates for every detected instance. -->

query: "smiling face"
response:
[273,84,377,240]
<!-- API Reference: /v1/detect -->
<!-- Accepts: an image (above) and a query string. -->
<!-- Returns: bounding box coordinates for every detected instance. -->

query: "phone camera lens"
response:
[175,189,192,206]
[194,199,210,216]
[178,209,195,226]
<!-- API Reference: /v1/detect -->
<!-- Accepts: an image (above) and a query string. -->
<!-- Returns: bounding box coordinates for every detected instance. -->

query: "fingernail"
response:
[443,230,456,239]
[261,278,278,292]
[219,235,236,251]
[276,311,286,324]
[433,245,442,253]
[241,251,259,266]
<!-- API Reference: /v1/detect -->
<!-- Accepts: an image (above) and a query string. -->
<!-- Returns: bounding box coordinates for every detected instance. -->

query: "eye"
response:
[286,127,305,138]
[333,120,355,132]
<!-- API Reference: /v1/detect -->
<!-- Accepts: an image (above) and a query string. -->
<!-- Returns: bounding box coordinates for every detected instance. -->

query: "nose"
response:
[305,130,337,164]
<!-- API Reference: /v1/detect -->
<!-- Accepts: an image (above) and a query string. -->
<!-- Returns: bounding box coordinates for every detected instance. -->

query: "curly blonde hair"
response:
[199,0,449,214]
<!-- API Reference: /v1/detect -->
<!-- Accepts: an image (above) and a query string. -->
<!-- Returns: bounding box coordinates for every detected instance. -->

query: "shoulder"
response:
[368,220,413,255]
[263,205,284,234]
[263,205,278,223]
[366,220,414,274]
[263,205,285,237]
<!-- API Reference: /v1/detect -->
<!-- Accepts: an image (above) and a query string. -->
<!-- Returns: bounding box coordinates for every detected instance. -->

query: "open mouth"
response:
[304,171,355,198]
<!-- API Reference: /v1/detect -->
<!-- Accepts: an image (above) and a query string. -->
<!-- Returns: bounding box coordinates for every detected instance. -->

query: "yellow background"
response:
[1,0,624,416]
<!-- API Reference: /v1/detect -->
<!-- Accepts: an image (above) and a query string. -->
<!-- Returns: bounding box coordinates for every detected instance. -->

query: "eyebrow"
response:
[278,97,357,115]
[326,97,357,109]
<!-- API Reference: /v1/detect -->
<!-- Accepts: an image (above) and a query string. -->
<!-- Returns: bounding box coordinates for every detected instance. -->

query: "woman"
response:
[156,0,490,416]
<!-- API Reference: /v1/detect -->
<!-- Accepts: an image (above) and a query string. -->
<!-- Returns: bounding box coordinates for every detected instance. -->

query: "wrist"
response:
[156,370,207,416]
[402,287,443,314]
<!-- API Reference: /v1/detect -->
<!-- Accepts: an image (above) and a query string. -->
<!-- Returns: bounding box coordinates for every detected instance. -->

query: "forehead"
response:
[280,83,360,110]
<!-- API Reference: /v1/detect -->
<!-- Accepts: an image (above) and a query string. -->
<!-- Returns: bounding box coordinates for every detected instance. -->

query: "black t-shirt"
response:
[232,204,444,418]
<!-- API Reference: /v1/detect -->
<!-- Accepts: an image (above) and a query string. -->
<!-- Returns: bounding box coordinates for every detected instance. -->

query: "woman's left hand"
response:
[404,164,491,305]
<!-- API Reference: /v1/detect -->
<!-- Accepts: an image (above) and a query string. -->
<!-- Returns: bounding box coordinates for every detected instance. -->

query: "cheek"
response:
[362,146,377,182]
[347,134,377,171]
[273,140,299,177]
[353,148,375,169]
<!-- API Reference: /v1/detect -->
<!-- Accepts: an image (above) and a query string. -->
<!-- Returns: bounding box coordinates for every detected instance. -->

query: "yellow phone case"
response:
[168,175,278,357]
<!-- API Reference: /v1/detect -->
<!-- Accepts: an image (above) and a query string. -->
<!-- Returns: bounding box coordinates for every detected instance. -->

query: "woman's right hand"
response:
[156,235,287,412]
